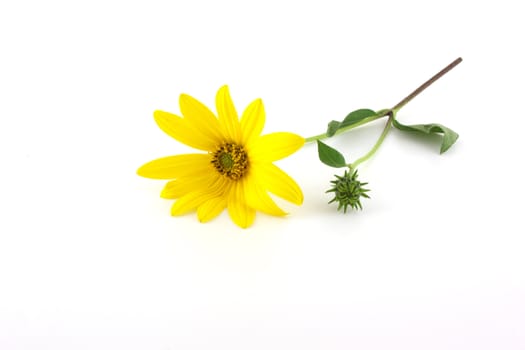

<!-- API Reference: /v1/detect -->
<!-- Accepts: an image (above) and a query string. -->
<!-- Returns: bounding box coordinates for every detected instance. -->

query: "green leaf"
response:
[341,109,378,127]
[326,120,342,137]
[393,119,459,154]
[317,140,347,168]
[326,109,378,137]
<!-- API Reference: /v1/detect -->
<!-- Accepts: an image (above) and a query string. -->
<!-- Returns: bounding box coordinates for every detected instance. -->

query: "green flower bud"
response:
[327,170,370,212]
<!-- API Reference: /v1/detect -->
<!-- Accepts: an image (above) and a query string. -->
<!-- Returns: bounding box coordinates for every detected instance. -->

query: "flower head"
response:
[137,86,304,228]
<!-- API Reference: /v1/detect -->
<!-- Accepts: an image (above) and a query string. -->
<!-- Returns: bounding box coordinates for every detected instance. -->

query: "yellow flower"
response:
[137,85,304,228]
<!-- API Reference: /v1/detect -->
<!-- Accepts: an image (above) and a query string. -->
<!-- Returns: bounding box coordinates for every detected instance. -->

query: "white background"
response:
[1,0,524,349]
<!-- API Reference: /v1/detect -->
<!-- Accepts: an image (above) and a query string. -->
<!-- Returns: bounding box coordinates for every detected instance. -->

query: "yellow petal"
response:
[244,175,286,216]
[197,196,228,223]
[137,154,212,179]
[171,191,212,216]
[254,163,303,205]
[161,173,216,199]
[216,85,241,143]
[171,176,228,216]
[154,110,217,151]
[161,180,185,199]
[240,98,265,147]
[179,93,223,143]
[249,132,305,162]
[227,181,255,228]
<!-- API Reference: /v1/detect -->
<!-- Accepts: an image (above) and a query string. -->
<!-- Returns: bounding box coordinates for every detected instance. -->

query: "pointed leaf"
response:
[317,140,347,168]
[341,109,378,127]
[326,109,378,137]
[393,119,459,154]
[326,120,341,137]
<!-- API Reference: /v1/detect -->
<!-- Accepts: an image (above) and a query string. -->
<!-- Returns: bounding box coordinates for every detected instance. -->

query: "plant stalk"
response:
[350,113,394,170]
[392,57,463,112]
[304,57,463,144]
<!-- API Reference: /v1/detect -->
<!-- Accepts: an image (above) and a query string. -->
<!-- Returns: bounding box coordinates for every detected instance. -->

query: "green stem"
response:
[306,57,463,169]
[350,113,394,170]
[348,58,462,169]
[306,58,463,143]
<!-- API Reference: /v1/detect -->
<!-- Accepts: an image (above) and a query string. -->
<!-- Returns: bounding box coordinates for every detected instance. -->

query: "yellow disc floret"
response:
[211,142,249,180]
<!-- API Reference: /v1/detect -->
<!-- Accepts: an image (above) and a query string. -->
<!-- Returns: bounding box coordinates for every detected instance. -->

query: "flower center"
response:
[211,143,249,180]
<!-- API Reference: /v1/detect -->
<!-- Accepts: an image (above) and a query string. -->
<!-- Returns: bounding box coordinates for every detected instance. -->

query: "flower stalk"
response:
[309,57,463,212]
[349,112,394,170]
